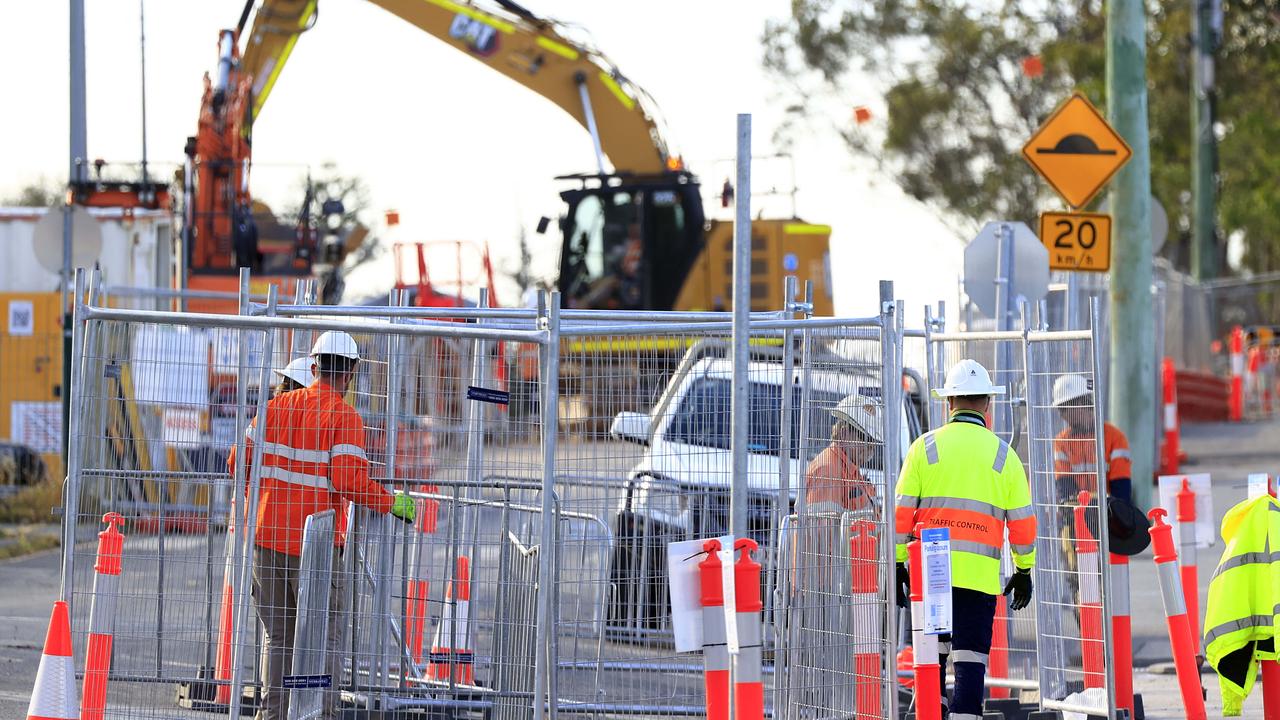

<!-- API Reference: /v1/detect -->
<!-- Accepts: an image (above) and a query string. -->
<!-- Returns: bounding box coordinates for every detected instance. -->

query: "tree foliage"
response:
[763,0,1280,273]
[1,178,63,208]
[284,163,382,303]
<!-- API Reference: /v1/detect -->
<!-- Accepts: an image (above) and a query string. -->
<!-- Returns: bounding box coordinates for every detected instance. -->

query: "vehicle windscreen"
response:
[665,378,851,462]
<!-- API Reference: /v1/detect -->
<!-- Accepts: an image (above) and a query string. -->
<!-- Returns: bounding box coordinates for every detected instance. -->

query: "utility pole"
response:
[1190,0,1220,280]
[1107,0,1156,511]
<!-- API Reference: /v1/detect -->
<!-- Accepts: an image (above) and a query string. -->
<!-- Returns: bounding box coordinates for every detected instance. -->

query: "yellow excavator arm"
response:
[236,0,673,176]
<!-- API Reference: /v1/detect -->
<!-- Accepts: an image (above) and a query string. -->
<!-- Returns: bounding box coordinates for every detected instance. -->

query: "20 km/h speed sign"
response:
[1039,212,1111,272]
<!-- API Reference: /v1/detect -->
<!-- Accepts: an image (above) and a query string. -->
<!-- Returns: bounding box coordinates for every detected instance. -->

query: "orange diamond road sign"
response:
[1039,211,1111,272]
[1022,92,1132,209]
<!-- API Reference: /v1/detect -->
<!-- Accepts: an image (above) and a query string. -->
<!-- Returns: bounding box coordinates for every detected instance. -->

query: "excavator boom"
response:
[236,0,672,175]
[188,0,833,315]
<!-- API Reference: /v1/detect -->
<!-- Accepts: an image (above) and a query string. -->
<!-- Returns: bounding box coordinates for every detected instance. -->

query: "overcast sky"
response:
[3,0,964,321]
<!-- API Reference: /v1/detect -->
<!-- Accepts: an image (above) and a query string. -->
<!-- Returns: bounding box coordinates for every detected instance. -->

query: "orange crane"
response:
[185,0,834,313]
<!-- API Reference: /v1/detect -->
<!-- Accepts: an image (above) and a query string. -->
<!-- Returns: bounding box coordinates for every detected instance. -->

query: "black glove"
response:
[1003,568,1033,611]
[895,563,910,608]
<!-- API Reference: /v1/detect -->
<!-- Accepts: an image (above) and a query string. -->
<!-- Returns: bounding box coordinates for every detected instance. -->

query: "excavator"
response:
[185,0,834,314]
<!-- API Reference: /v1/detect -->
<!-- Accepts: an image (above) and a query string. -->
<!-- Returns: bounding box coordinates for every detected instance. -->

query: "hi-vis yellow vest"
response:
[894,412,1036,595]
[1204,495,1280,716]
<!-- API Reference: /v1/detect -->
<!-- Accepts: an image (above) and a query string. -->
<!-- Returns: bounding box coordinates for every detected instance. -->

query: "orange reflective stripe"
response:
[894,504,917,535]
[1007,515,1037,547]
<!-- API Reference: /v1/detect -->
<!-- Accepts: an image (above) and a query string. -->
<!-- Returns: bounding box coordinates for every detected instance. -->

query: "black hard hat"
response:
[1106,496,1152,556]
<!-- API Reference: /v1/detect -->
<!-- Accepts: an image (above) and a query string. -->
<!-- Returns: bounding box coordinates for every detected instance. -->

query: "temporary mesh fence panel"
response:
[64,305,553,719]
[289,509,335,720]
[63,282,907,720]
[922,332,1039,693]
[768,321,900,720]
[1024,331,1114,715]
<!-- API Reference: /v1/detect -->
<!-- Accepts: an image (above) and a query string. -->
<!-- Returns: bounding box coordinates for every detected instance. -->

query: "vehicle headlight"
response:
[631,478,690,529]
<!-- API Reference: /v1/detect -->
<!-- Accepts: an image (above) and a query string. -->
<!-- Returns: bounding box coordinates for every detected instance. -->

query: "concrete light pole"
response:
[1107,0,1156,510]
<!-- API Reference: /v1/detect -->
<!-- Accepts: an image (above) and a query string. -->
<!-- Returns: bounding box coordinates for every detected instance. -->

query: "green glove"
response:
[390,492,416,524]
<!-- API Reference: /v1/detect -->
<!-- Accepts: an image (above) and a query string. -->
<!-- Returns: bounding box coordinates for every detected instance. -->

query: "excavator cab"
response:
[557,173,706,311]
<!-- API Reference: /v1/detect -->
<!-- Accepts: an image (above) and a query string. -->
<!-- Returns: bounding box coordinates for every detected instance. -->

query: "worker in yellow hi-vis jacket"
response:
[894,359,1037,720]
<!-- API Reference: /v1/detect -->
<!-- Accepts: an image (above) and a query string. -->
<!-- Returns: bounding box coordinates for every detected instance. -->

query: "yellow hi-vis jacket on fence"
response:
[894,410,1037,595]
[1204,494,1280,716]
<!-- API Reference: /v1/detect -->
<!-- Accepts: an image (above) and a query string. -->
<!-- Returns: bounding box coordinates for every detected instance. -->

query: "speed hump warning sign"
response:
[1022,93,1132,209]
[1039,211,1111,272]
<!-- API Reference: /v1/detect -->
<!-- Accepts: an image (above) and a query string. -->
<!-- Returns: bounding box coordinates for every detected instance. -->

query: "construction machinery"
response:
[186,0,833,314]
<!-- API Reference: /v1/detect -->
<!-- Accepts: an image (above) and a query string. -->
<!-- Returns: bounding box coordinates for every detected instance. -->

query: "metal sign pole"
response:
[994,223,1015,440]
[730,113,752,720]
[730,114,751,545]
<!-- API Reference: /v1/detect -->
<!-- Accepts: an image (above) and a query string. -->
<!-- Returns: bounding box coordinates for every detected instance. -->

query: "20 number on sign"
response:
[1039,211,1112,272]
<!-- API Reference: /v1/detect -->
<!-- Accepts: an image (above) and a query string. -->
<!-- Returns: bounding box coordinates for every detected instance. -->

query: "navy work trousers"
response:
[935,587,998,719]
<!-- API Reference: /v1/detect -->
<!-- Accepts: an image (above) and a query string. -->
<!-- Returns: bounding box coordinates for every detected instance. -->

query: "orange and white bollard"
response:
[908,523,942,720]
[1262,659,1280,716]
[419,491,440,534]
[427,556,474,684]
[1073,492,1105,689]
[699,539,730,720]
[1230,326,1245,422]
[26,600,78,720]
[404,579,430,665]
[1176,479,1201,646]
[1110,551,1136,718]
[732,535,757,717]
[732,538,764,720]
[82,513,126,720]
[848,520,882,719]
[213,532,235,705]
[404,498,437,664]
[1161,357,1181,475]
[1148,508,1207,720]
[987,595,1011,700]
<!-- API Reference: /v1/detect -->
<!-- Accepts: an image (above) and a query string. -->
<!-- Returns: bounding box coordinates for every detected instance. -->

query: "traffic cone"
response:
[427,556,474,684]
[27,601,78,720]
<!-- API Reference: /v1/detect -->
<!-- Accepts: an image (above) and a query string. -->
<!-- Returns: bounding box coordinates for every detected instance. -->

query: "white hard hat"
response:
[272,357,316,387]
[310,330,361,361]
[1052,374,1092,407]
[932,359,1006,398]
[831,394,883,443]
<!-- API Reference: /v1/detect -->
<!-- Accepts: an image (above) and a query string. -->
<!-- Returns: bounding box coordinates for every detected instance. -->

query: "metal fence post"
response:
[1089,298,1120,719]
[730,112,752,547]
[533,291,561,720]
[59,268,88,603]
[878,280,902,720]
[376,290,407,702]
[228,283,277,718]
[793,284,815,519]
[772,275,799,717]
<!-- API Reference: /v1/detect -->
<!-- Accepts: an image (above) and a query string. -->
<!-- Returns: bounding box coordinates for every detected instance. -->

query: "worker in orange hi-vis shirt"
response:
[229,330,416,720]
[1051,374,1132,505]
[804,394,883,515]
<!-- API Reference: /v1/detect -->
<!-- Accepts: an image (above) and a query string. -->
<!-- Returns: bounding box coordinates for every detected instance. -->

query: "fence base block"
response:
[173,670,260,715]
[984,697,1032,720]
